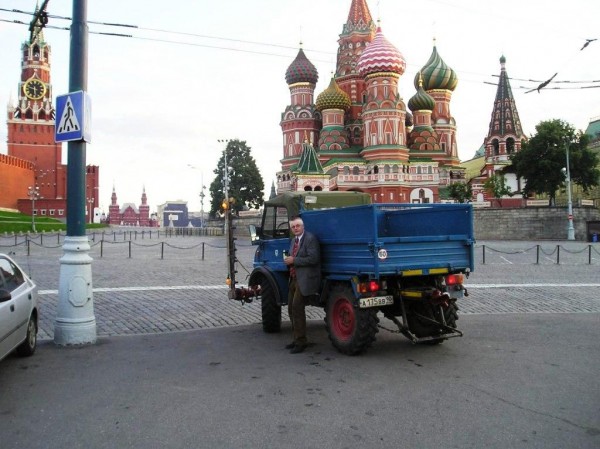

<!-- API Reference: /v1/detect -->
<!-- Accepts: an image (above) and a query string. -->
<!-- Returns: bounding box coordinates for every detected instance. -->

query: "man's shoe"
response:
[284,342,295,349]
[290,344,307,354]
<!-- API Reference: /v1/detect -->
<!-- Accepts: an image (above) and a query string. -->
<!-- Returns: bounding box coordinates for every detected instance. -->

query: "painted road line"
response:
[39,285,229,295]
[468,283,600,288]
[37,283,600,296]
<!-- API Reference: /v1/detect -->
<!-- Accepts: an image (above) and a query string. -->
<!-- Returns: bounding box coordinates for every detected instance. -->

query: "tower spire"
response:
[486,55,524,140]
[344,0,375,34]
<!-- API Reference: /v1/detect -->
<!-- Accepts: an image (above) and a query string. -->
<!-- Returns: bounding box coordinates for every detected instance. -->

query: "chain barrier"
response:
[2,232,598,264]
[1,232,255,260]
[478,243,600,265]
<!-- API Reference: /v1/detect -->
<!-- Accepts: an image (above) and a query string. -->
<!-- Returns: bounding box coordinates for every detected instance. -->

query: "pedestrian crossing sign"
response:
[55,90,91,143]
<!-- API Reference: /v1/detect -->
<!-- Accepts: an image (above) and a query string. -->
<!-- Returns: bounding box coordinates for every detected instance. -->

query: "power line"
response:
[2,8,598,92]
[0,7,332,55]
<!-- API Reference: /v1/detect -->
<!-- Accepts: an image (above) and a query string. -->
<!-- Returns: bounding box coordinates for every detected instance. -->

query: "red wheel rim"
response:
[332,297,355,341]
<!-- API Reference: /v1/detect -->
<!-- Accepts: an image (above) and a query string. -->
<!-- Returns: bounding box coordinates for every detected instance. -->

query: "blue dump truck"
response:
[230,191,475,355]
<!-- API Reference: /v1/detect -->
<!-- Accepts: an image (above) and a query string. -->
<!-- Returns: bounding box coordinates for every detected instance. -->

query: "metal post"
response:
[87,197,94,224]
[55,0,96,345]
[565,139,575,240]
[218,139,236,297]
[200,174,206,229]
[27,185,40,233]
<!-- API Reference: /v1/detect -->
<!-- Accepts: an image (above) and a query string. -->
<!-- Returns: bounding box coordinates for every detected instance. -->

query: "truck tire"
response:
[261,280,281,333]
[406,301,458,344]
[325,285,379,355]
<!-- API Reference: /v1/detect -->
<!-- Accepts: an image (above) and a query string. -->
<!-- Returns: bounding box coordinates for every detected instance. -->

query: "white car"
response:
[0,254,38,362]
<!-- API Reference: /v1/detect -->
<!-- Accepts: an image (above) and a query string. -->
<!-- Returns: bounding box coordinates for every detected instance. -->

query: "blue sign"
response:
[55,90,91,143]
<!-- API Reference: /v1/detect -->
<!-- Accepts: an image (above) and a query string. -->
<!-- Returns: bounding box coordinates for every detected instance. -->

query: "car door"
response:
[0,262,15,359]
[0,257,29,358]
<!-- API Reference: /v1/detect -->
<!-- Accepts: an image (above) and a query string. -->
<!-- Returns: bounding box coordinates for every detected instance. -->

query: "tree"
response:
[445,182,472,203]
[511,119,599,205]
[483,174,513,207]
[209,139,265,216]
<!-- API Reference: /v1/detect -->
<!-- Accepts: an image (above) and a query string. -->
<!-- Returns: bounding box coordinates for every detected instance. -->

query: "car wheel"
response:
[16,314,37,357]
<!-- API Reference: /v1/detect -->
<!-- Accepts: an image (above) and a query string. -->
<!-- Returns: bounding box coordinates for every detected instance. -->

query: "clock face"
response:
[24,79,46,100]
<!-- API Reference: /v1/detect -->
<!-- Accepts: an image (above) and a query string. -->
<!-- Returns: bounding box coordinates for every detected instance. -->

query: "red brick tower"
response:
[5,8,100,219]
[7,15,63,202]
[108,186,120,225]
[139,187,150,226]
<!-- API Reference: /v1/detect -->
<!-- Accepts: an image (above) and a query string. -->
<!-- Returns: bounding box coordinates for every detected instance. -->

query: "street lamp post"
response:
[87,197,94,223]
[564,139,575,240]
[218,139,236,296]
[27,185,41,233]
[199,180,206,229]
[188,164,207,229]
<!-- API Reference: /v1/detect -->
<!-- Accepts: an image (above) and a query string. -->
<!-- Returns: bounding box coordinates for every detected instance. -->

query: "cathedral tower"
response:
[357,26,408,163]
[484,55,525,166]
[280,46,321,171]
[416,42,460,166]
[336,0,376,146]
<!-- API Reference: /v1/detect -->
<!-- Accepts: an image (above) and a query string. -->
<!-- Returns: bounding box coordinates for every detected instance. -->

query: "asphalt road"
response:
[0,236,598,448]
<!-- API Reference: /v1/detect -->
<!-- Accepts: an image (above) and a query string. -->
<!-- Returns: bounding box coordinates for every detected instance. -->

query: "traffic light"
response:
[221,196,236,212]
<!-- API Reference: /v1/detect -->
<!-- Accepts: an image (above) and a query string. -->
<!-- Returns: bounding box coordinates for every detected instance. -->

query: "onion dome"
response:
[357,27,406,77]
[408,74,436,112]
[285,47,319,85]
[315,77,351,111]
[415,44,458,91]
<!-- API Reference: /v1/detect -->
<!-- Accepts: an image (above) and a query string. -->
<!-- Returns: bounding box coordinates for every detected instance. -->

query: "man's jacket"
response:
[289,231,321,296]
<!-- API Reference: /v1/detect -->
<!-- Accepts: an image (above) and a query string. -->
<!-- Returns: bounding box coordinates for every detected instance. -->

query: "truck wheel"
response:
[325,286,379,355]
[406,301,458,344]
[261,280,281,333]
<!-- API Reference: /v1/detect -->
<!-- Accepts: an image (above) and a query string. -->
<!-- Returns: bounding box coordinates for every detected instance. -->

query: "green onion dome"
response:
[408,75,436,111]
[285,48,319,85]
[415,45,458,91]
[315,77,351,111]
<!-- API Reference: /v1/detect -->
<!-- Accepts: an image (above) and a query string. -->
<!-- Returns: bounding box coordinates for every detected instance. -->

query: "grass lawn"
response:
[0,210,107,234]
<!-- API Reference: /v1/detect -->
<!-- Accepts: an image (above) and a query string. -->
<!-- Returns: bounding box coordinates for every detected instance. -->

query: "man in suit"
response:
[283,216,321,354]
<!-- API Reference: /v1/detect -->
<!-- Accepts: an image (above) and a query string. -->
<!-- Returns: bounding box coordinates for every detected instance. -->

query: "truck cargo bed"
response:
[301,203,475,277]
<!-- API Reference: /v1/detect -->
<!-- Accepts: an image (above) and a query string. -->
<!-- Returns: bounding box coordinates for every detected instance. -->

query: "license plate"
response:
[359,295,394,308]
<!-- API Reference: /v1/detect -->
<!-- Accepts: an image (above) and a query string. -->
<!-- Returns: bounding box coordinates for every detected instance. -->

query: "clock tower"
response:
[7,13,64,203]
[4,8,99,220]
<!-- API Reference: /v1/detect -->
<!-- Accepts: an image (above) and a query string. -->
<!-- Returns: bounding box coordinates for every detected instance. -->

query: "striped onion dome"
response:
[408,74,436,111]
[315,77,351,111]
[357,27,406,77]
[415,45,458,91]
[285,48,319,85]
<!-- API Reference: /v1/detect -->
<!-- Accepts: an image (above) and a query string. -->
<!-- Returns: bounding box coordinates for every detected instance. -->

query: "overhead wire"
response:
[1,7,598,92]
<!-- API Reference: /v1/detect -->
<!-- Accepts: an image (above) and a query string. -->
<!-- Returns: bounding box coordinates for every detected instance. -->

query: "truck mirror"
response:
[249,225,261,244]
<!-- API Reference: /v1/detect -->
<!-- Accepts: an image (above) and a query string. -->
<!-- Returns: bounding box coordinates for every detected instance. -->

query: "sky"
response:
[1,0,599,213]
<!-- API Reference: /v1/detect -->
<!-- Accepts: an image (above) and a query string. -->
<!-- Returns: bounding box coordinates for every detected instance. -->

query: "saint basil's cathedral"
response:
[277,0,526,204]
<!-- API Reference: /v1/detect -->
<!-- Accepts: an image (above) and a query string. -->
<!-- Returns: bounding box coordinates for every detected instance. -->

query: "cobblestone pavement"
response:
[3,235,599,340]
